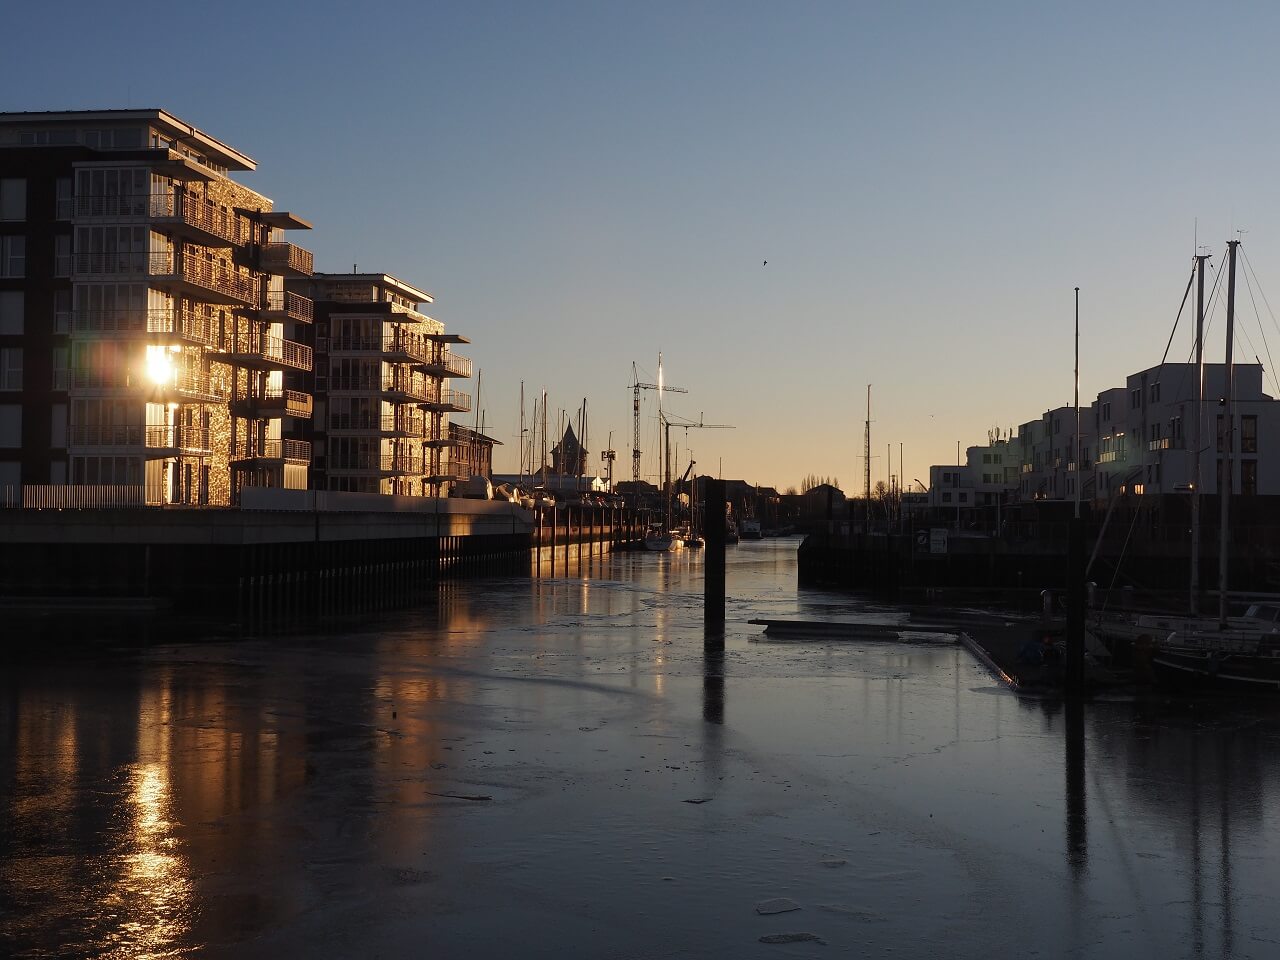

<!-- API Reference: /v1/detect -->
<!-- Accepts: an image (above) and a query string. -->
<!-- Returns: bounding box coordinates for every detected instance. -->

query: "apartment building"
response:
[1107,362,1280,497]
[294,273,471,496]
[0,109,314,505]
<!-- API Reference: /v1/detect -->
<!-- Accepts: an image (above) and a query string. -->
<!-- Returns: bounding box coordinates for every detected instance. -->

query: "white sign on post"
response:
[929,528,949,555]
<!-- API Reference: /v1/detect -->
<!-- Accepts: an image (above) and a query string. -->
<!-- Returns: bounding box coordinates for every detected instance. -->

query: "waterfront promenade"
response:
[3,541,1277,958]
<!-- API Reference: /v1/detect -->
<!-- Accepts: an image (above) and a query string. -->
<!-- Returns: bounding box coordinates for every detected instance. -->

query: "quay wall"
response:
[0,493,645,621]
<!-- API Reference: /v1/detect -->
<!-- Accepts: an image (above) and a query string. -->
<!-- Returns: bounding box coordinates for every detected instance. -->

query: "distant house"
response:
[447,423,501,482]
[799,483,848,530]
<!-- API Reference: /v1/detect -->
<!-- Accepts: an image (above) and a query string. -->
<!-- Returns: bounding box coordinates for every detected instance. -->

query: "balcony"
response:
[261,290,314,323]
[420,387,471,413]
[261,242,314,277]
[379,452,425,475]
[231,438,312,464]
[418,349,473,379]
[1098,451,1121,464]
[150,194,248,247]
[144,424,213,458]
[70,367,225,403]
[153,254,260,307]
[1148,437,1179,452]
[73,193,248,247]
[70,424,144,447]
[72,308,222,347]
[235,386,313,419]
[225,333,313,372]
[73,252,260,307]
[326,453,424,475]
[328,413,428,436]
[323,373,433,404]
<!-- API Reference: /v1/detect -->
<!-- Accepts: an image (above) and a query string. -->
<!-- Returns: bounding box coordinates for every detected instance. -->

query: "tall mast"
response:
[1191,254,1208,614]
[864,385,871,532]
[1219,240,1239,627]
[519,380,525,484]
[541,389,548,486]
[1074,287,1081,521]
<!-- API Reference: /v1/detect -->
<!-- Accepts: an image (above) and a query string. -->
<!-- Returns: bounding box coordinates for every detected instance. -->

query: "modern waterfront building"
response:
[1099,362,1280,498]
[0,109,314,506]
[928,360,1280,518]
[293,273,471,496]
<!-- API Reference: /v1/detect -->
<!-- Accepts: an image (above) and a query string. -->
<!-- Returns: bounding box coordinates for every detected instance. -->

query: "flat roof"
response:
[312,272,434,305]
[0,108,256,171]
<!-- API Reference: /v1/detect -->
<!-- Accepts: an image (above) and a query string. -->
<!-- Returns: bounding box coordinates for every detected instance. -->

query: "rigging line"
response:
[1235,263,1280,395]
[1237,248,1280,395]
[1239,246,1280,342]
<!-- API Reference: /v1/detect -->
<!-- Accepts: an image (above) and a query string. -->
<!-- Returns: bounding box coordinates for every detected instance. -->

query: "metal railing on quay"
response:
[21,484,145,509]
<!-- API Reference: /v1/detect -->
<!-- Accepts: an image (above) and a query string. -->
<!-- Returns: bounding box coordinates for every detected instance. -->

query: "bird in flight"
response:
[763,260,768,266]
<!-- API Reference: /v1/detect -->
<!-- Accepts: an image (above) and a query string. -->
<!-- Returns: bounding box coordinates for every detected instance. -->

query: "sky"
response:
[10,1,1280,492]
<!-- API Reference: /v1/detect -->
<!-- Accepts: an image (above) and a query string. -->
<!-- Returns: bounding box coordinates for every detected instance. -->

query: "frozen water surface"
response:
[3,540,1280,958]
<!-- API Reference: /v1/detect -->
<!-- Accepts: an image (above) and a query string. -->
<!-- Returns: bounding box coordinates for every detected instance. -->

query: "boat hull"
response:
[1152,646,1280,692]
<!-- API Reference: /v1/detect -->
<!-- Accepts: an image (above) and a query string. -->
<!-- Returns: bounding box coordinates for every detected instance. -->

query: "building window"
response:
[55,178,72,220]
[1102,401,1111,421]
[959,492,968,503]
[0,179,25,221]
[1217,414,1227,452]
[0,348,21,391]
[1131,389,1141,409]
[942,492,952,503]
[54,235,71,277]
[0,405,19,447]
[0,236,24,278]
[51,347,69,391]
[0,291,21,335]
[1242,415,1258,454]
[982,453,991,464]
[1150,382,1161,402]
[1242,459,1258,496]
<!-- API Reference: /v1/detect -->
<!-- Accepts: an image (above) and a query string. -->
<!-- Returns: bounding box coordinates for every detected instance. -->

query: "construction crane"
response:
[630,355,686,484]
[661,412,734,496]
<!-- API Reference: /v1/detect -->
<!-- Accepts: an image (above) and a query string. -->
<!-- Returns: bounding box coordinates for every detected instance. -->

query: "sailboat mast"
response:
[519,380,525,484]
[1219,239,1239,627]
[1191,254,1207,614]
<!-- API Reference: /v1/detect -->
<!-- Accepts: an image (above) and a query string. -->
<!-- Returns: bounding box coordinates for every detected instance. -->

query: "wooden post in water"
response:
[704,478,726,636]
[1066,286,1086,695]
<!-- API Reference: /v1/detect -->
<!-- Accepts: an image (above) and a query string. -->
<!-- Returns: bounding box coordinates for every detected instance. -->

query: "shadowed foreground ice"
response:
[3,541,1279,958]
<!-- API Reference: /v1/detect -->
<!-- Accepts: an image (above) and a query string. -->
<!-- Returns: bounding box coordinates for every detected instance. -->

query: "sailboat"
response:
[1092,241,1280,690]
[643,355,678,552]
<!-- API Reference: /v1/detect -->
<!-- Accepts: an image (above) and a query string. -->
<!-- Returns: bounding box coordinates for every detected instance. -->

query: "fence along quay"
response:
[0,488,644,628]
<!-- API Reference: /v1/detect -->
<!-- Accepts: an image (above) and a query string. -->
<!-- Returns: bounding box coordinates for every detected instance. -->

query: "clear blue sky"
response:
[10,1,1280,491]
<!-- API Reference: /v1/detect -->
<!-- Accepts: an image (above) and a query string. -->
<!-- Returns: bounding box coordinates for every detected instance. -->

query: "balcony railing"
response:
[1148,437,1178,451]
[227,333,313,372]
[1098,451,1121,464]
[71,308,223,347]
[328,332,436,365]
[261,290,314,323]
[437,351,473,378]
[261,241,314,277]
[69,367,225,402]
[327,413,427,436]
[246,386,313,419]
[144,424,213,455]
[150,194,248,246]
[70,424,144,446]
[445,458,472,479]
[328,453,425,474]
[74,193,250,246]
[422,388,471,413]
[73,252,260,307]
[231,438,311,463]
